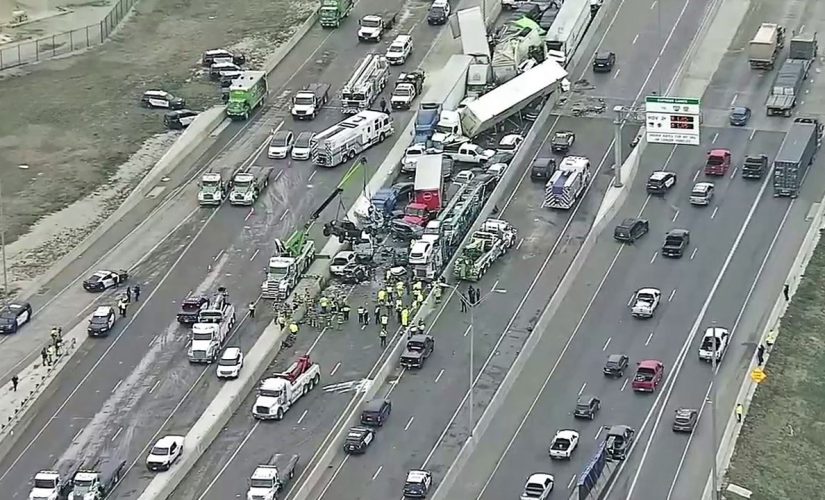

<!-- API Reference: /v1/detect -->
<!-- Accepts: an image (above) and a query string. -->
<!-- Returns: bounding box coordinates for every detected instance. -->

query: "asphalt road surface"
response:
[0,0,446,497]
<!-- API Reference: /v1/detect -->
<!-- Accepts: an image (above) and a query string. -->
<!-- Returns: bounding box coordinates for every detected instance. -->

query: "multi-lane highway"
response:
[438,0,825,499]
[0,0,446,497]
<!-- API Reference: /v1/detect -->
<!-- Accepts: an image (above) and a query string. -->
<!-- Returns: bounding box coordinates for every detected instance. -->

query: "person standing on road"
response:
[289,322,299,336]
[380,313,389,331]
[735,403,744,422]
[460,295,468,313]
[757,344,765,366]
[468,286,477,305]
[118,298,128,318]
[248,302,256,319]
[379,97,388,114]
[783,283,790,301]
[342,301,351,321]
[41,347,49,366]
[357,306,366,325]
[11,375,19,392]
[363,304,370,326]
[374,305,381,325]
[125,286,132,303]
[133,285,141,302]
[379,327,388,347]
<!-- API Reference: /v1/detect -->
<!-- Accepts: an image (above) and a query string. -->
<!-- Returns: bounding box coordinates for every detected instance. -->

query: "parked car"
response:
[141,90,185,110]
[0,302,32,334]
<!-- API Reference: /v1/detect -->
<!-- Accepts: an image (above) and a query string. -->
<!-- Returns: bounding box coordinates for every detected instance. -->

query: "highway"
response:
[0,0,443,498]
[439,0,825,499]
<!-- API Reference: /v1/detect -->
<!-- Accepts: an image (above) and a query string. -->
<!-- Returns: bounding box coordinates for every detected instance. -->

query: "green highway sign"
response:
[646,96,701,105]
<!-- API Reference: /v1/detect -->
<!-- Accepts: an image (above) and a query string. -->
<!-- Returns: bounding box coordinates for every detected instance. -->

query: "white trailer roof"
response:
[414,155,443,191]
[457,7,491,59]
[753,23,779,44]
[229,71,266,91]
[546,0,590,42]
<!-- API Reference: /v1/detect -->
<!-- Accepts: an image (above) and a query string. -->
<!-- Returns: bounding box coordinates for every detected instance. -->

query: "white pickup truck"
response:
[444,143,496,164]
[252,355,321,420]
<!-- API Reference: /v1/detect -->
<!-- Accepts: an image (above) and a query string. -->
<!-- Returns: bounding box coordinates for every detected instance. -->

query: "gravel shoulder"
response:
[726,239,825,499]
[0,0,313,295]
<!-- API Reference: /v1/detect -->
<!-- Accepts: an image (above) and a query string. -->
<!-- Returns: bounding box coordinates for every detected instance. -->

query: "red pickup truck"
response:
[704,149,731,176]
[632,360,664,392]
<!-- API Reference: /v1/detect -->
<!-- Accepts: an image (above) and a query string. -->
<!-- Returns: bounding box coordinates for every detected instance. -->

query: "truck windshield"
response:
[199,311,223,323]
[193,331,213,341]
[407,341,425,351]
[250,478,275,488]
[405,206,426,217]
[73,479,94,488]
[665,236,682,245]
[202,179,220,189]
[435,124,454,134]
[259,388,282,397]
[394,88,412,96]
[33,478,57,488]
[267,266,288,278]
[234,180,251,189]
[218,356,238,366]
[294,95,314,106]
[151,446,170,456]
[362,18,381,28]
[546,40,563,51]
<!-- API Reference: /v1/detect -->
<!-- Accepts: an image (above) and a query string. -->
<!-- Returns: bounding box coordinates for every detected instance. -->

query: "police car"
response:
[141,90,186,110]
[646,171,677,194]
[83,270,128,292]
[402,469,432,498]
[87,305,117,337]
[164,109,199,130]
[343,426,375,454]
[0,302,32,333]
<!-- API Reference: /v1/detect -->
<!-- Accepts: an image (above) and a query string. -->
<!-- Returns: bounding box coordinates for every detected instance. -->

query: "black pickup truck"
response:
[399,334,434,368]
[177,294,209,324]
[662,229,690,258]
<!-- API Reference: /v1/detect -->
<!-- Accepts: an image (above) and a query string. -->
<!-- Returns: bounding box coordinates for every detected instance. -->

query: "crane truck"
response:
[453,218,517,281]
[68,458,126,500]
[246,454,299,500]
[252,355,321,420]
[188,287,236,363]
[229,166,272,206]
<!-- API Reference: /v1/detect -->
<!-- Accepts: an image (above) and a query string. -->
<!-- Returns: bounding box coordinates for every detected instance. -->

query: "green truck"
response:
[319,0,353,28]
[226,70,268,120]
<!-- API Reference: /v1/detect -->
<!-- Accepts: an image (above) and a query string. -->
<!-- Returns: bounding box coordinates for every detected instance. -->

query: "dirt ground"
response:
[725,240,825,499]
[0,0,314,295]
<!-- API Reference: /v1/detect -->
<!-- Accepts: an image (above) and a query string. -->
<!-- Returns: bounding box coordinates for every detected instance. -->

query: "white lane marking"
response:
[250,248,260,261]
[463,325,471,337]
[730,166,737,178]
[112,426,123,441]
[435,369,445,383]
[148,334,158,346]
[665,200,793,499]
[650,0,657,9]
[297,410,309,425]
[72,428,84,441]
[316,456,350,499]
[617,162,772,499]
[371,466,383,481]
[568,474,577,489]
[633,33,639,44]
[690,247,698,260]
[749,128,756,141]
[579,0,630,79]
[711,132,718,143]
[668,289,676,302]
[213,249,224,261]
[149,380,160,394]
[280,209,290,222]
[330,362,341,377]
[659,0,692,57]
[711,206,719,219]
[490,280,500,292]
[405,416,415,431]
[645,332,654,345]
[198,420,261,500]
[602,337,612,351]
[516,237,524,250]
[245,208,254,221]
[594,426,604,440]
[578,383,587,396]
[112,379,122,393]
[730,94,738,106]
[693,169,700,182]
[308,170,317,182]
[650,251,658,264]
[627,295,634,307]
[672,210,679,222]
[621,378,629,392]
[613,68,622,79]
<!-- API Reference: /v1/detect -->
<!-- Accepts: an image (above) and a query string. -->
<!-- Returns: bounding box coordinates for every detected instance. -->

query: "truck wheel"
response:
[312,373,320,388]
[289,468,295,479]
[379,132,386,142]
[276,408,284,420]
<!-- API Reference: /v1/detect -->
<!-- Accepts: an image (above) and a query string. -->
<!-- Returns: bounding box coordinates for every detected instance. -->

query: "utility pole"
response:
[613,105,624,188]
[709,325,720,500]
[0,177,7,305]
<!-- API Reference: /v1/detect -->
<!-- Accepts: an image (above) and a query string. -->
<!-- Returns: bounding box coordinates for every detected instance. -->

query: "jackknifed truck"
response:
[252,355,321,420]
[773,117,822,197]
[188,288,236,363]
[765,32,817,117]
[453,219,517,281]
[246,454,299,500]
[319,0,353,28]
[229,166,272,206]
[748,22,785,70]
[291,83,331,120]
[226,71,268,120]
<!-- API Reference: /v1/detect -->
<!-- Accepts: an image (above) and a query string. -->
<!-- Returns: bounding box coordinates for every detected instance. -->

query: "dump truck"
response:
[357,11,398,41]
[748,23,785,70]
[188,288,236,363]
[391,71,425,110]
[261,233,317,300]
[773,117,821,197]
[252,355,321,420]
[226,71,268,120]
[68,458,127,500]
[453,218,517,281]
[229,166,272,206]
[246,454,300,500]
[766,33,817,117]
[542,156,591,209]
[319,0,353,28]
[197,171,228,206]
[291,83,331,120]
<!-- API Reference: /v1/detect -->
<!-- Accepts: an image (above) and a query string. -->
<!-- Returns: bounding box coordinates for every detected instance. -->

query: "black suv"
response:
[605,425,635,460]
[613,218,649,243]
[662,229,690,258]
[400,334,435,369]
[603,354,629,377]
[593,51,616,72]
[360,398,392,427]
[177,295,209,324]
[343,426,375,454]
[574,394,601,419]
[531,157,557,181]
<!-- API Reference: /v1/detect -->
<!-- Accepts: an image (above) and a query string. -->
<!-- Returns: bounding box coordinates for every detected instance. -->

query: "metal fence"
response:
[0,0,138,70]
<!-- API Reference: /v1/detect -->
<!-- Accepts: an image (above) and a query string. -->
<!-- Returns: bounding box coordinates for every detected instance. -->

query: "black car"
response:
[538,9,558,31]
[573,394,601,419]
[531,157,556,181]
[400,334,434,369]
[672,408,699,432]
[427,0,450,24]
[508,2,541,22]
[603,354,629,377]
[201,48,246,67]
[164,109,199,130]
[614,217,649,243]
[0,302,32,333]
[87,305,117,337]
[729,106,751,126]
[391,220,424,242]
[551,130,576,153]
[392,181,415,201]
[593,51,616,72]
[646,171,677,194]
[141,90,186,110]
[662,229,690,258]
[83,269,128,292]
[360,398,392,427]
[487,151,516,166]
[177,295,209,324]
[343,426,375,454]
[605,425,635,460]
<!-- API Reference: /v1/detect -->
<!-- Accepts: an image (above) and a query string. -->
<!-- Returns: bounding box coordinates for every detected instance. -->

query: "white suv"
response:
[217,346,244,379]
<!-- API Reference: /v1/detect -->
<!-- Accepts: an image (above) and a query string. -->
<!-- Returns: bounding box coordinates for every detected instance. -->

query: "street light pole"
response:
[709,326,720,500]
[0,177,7,304]
[613,105,624,188]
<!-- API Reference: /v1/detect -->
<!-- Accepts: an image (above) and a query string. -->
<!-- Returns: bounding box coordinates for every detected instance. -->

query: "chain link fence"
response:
[0,0,138,70]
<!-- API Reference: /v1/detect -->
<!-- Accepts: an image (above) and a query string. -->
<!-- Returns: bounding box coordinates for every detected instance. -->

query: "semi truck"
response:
[311,110,394,167]
[68,458,126,500]
[252,355,321,420]
[461,59,568,138]
[197,171,228,206]
[773,117,821,197]
[261,233,317,300]
[341,54,390,114]
[391,71,425,110]
[226,71,268,120]
[402,155,443,227]
[29,467,78,500]
[491,18,544,84]
[291,83,331,120]
[422,54,473,145]
[544,0,592,67]
[414,102,441,144]
[457,7,494,98]
[246,454,299,500]
[453,219,517,281]
[188,288,236,363]
[319,0,353,28]
[357,11,398,41]
[748,22,785,70]
[229,166,272,206]
[766,33,817,117]
[542,156,591,209]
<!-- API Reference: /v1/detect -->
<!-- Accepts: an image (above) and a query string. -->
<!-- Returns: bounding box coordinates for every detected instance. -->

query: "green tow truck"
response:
[226,70,268,120]
[320,0,353,28]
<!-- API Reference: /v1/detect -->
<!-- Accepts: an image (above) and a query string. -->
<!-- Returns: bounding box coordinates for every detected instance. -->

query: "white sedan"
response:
[548,429,579,459]
[631,287,661,318]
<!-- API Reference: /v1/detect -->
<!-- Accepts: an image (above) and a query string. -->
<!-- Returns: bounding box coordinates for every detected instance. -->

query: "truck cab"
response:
[30,470,69,500]
[319,0,353,28]
[704,149,731,176]
[246,454,299,500]
[291,83,330,120]
[252,355,320,420]
[414,103,441,143]
[431,110,464,147]
[358,11,396,41]
[230,168,270,206]
[198,172,226,206]
[742,154,768,179]
[188,290,236,363]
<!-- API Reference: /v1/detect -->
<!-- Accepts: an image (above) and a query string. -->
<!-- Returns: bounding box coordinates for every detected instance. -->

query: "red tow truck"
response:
[704,149,731,176]
[402,155,443,227]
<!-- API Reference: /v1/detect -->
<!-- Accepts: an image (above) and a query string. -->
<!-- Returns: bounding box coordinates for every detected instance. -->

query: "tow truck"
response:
[252,355,321,420]
[391,71,425,110]
[453,218,517,281]
[229,166,272,206]
[68,458,126,500]
[357,11,398,41]
[188,288,236,363]
[29,466,79,500]
[245,453,299,500]
[197,171,228,206]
